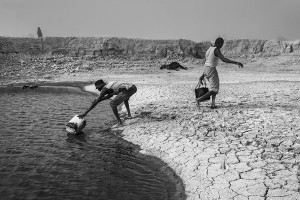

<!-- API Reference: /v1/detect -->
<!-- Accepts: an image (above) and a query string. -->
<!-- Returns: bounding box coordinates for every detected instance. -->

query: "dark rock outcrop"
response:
[160,62,187,70]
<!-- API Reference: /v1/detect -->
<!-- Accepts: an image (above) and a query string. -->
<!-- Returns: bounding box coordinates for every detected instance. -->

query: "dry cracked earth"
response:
[2,55,299,200]
[115,79,300,200]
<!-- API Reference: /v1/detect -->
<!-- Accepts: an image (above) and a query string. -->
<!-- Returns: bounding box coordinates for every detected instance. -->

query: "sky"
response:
[0,0,300,42]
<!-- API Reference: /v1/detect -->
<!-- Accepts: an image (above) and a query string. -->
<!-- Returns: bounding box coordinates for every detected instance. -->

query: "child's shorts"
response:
[110,85,137,107]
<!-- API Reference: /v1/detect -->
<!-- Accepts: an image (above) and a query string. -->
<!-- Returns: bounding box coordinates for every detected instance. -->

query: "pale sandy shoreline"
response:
[118,82,300,200]
[1,59,300,199]
[78,66,300,199]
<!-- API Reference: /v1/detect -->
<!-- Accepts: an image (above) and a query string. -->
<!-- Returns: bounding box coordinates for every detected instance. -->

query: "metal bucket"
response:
[65,115,86,134]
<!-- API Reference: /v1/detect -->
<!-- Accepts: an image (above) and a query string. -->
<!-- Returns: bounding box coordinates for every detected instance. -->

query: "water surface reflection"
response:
[0,86,184,200]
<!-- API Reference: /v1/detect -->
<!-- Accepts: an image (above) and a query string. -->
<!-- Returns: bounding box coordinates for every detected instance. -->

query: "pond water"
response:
[0,86,177,200]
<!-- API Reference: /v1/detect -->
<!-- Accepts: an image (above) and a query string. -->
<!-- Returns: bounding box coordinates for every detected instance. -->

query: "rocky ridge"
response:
[1,36,300,86]
[1,37,300,59]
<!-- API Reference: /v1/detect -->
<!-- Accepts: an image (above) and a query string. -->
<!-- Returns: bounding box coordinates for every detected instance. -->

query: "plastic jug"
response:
[65,115,86,134]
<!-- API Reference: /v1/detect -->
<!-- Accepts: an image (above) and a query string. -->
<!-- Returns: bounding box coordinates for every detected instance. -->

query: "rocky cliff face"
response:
[222,39,300,57]
[1,36,299,59]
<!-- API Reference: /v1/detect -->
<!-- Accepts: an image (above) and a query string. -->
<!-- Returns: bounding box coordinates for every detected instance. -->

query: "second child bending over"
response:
[79,79,137,127]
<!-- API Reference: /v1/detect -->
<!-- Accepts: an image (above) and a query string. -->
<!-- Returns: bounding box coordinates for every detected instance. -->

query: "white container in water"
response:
[65,115,86,134]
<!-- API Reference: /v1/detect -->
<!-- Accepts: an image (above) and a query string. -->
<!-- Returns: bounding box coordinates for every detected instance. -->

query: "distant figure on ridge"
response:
[197,37,243,109]
[79,80,137,128]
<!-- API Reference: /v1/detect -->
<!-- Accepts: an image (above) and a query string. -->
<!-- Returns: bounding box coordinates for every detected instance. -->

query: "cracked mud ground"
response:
[114,78,300,200]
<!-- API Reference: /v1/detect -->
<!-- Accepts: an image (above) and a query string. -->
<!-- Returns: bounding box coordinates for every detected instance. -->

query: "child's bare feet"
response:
[112,123,124,129]
[124,116,133,120]
[210,105,218,109]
